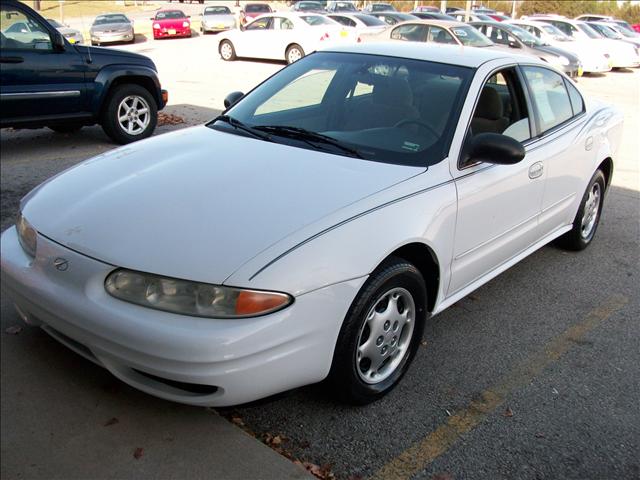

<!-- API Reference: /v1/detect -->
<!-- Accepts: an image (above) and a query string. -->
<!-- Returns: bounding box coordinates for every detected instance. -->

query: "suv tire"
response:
[101,84,157,144]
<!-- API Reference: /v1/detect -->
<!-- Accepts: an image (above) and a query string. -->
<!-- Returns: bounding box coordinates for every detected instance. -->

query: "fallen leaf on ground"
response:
[535,432,546,438]
[230,415,244,427]
[5,325,22,335]
[504,407,514,417]
[421,340,428,347]
[271,435,282,446]
[103,417,119,427]
[133,447,144,460]
[157,112,185,126]
[432,473,454,480]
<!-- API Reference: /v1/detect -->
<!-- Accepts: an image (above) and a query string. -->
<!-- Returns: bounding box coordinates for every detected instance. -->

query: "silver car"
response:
[90,13,134,45]
[200,5,235,34]
[47,18,84,44]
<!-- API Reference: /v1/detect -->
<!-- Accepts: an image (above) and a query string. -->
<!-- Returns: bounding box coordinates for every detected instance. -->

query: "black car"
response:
[0,0,167,144]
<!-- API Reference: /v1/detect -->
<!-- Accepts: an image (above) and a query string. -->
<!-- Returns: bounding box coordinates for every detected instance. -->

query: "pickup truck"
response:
[0,0,167,144]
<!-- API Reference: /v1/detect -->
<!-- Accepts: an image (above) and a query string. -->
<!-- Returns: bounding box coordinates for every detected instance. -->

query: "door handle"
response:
[0,56,24,63]
[528,162,544,180]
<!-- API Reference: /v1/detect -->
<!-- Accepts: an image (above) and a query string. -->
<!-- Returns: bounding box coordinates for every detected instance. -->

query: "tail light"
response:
[357,36,362,43]
[320,32,330,41]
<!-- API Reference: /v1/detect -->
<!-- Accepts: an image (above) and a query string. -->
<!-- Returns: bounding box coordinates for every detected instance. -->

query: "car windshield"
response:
[577,23,602,39]
[333,2,357,11]
[591,23,622,39]
[211,52,472,167]
[93,14,129,25]
[301,15,334,25]
[475,14,494,21]
[507,24,546,46]
[204,6,231,15]
[371,4,394,12]
[156,11,186,20]
[353,14,386,26]
[451,25,493,47]
[246,4,271,13]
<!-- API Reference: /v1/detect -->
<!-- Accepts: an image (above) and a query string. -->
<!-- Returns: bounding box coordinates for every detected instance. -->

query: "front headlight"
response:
[105,269,293,318]
[182,21,190,27]
[16,213,37,258]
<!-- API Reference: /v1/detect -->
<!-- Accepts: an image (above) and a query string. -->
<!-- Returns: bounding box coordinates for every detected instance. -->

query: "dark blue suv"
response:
[0,0,167,144]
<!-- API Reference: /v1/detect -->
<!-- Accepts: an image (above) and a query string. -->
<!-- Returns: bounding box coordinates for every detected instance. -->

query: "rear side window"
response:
[391,24,427,42]
[564,79,585,116]
[522,66,573,133]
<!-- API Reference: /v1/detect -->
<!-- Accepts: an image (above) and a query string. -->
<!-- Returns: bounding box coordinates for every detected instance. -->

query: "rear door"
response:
[0,2,86,124]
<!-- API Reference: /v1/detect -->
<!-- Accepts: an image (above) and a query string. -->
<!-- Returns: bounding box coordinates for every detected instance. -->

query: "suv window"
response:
[1,4,52,50]
[522,66,574,133]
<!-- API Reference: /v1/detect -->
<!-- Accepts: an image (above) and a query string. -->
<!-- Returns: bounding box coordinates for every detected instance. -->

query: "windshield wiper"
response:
[253,125,363,158]
[212,115,271,141]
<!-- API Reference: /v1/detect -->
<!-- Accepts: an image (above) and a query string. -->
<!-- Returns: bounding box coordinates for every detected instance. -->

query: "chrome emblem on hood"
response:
[53,257,69,271]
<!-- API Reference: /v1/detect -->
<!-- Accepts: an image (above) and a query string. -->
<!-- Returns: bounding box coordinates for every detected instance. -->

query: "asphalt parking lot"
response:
[1,31,639,480]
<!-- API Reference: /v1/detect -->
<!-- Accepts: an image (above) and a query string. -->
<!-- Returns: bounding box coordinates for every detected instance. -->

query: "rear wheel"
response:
[101,84,157,144]
[286,44,304,64]
[328,257,427,404]
[556,169,606,250]
[219,40,236,61]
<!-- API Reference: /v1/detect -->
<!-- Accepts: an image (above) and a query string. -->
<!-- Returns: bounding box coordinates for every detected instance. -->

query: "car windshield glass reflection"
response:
[94,14,129,25]
[451,26,493,47]
[210,52,472,167]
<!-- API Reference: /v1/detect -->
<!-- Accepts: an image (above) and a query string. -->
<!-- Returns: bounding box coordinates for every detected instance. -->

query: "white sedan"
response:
[509,20,612,74]
[218,12,359,64]
[0,43,623,407]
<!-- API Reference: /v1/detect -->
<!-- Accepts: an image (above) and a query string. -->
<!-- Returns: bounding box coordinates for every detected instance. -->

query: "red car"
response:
[239,3,272,26]
[633,23,640,33]
[488,13,511,22]
[152,9,191,39]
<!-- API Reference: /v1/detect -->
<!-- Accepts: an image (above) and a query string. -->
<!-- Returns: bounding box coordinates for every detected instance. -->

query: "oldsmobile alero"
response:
[0,43,623,406]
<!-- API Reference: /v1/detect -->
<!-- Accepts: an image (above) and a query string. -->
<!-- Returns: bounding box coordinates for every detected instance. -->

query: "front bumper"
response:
[91,31,134,44]
[0,227,363,406]
[153,27,191,38]
[202,22,234,32]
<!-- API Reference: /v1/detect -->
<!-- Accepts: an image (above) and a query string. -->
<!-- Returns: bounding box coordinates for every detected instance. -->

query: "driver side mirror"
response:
[508,40,521,48]
[466,133,525,165]
[52,31,65,50]
[224,91,245,109]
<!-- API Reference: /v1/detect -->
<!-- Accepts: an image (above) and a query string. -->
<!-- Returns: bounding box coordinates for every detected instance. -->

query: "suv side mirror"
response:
[224,91,245,109]
[52,31,65,50]
[467,133,525,165]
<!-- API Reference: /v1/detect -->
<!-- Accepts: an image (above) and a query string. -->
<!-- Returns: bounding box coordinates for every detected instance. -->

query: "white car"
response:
[326,12,388,37]
[509,20,611,74]
[587,21,640,50]
[218,12,358,64]
[1,43,623,407]
[537,18,640,68]
[200,4,236,34]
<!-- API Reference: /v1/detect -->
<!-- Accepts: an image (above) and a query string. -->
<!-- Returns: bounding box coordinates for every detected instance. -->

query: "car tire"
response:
[556,169,606,251]
[48,124,83,134]
[286,44,304,64]
[219,40,236,61]
[327,257,427,405]
[100,84,157,145]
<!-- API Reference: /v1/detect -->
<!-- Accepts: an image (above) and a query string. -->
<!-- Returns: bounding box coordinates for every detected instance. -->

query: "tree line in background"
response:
[387,0,640,23]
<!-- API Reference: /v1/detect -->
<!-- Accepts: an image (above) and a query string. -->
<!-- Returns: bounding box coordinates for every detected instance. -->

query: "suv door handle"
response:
[0,56,24,63]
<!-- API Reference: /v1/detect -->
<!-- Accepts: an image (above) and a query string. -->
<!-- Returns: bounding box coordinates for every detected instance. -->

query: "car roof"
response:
[322,41,536,68]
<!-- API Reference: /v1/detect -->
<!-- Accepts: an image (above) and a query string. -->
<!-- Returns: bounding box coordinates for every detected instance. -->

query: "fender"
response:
[89,65,164,116]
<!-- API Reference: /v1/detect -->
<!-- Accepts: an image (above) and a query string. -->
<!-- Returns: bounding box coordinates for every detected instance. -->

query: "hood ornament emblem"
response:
[53,258,69,272]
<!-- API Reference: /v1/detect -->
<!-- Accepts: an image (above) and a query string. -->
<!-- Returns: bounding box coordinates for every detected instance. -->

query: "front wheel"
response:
[286,44,304,64]
[327,257,427,405]
[556,169,606,250]
[101,84,157,144]
[219,40,236,61]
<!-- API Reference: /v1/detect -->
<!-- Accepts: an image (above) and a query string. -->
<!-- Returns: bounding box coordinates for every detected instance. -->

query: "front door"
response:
[448,66,545,296]
[0,2,86,124]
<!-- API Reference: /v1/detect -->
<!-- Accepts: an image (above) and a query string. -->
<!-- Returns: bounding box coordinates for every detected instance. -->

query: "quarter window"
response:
[564,79,585,116]
[522,66,573,133]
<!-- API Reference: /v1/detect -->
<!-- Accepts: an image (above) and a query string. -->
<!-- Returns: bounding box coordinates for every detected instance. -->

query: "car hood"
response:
[535,44,579,62]
[155,18,189,28]
[23,126,423,285]
[203,14,236,22]
[91,22,132,33]
[56,26,80,35]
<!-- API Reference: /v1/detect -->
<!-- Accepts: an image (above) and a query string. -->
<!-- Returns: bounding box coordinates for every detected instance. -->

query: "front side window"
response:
[522,66,574,133]
[246,17,272,30]
[0,5,52,50]
[213,52,473,167]
[468,68,532,144]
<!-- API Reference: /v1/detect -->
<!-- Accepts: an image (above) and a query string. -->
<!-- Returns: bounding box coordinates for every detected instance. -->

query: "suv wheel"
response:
[101,84,157,144]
